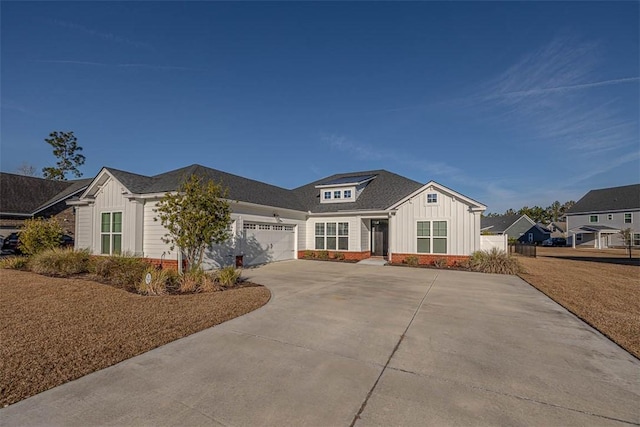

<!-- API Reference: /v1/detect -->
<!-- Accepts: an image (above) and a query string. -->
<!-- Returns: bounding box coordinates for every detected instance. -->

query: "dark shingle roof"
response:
[292,170,423,213]
[106,164,305,211]
[566,184,640,214]
[0,172,89,215]
[34,178,93,213]
[481,214,524,233]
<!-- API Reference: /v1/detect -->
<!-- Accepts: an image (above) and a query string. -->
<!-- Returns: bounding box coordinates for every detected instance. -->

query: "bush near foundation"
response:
[91,253,149,291]
[469,248,521,274]
[18,218,63,256]
[29,248,91,277]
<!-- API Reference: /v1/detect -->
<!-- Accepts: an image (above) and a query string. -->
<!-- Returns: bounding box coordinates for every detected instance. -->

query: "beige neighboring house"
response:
[565,184,640,249]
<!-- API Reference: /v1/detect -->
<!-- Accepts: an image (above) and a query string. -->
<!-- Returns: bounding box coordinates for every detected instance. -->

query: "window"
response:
[576,233,583,242]
[344,190,352,199]
[315,223,325,249]
[334,191,341,199]
[633,233,640,246]
[625,213,632,224]
[324,191,332,200]
[101,212,122,255]
[417,221,447,254]
[259,224,271,230]
[589,215,598,223]
[338,222,349,250]
[315,222,349,250]
[427,193,438,204]
[607,214,613,221]
[243,223,256,230]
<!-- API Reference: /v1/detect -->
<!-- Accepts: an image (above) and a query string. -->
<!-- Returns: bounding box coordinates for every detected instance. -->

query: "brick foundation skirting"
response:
[391,253,469,266]
[298,250,371,261]
[143,258,185,271]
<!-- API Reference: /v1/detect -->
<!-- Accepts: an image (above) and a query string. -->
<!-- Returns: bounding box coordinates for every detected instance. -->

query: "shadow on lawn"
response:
[544,256,640,266]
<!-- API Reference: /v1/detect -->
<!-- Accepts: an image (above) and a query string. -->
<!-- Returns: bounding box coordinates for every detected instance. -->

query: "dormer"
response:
[316,174,377,204]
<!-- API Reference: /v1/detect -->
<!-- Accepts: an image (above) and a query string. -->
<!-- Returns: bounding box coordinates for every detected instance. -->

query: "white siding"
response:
[92,178,143,255]
[360,218,370,252]
[143,200,176,260]
[74,206,93,250]
[306,216,362,252]
[392,188,481,255]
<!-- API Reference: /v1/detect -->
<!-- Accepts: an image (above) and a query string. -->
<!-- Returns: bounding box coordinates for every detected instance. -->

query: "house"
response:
[0,172,92,236]
[69,164,487,268]
[565,184,640,249]
[480,214,540,241]
[547,221,567,238]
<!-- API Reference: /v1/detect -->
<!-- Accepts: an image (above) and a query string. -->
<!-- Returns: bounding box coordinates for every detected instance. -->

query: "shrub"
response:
[91,253,149,291]
[18,218,63,256]
[404,255,419,267]
[333,252,345,260]
[0,256,29,270]
[179,268,206,293]
[303,250,315,259]
[216,266,241,288]
[317,250,329,260]
[432,258,447,269]
[29,248,91,276]
[469,248,521,274]
[137,267,180,296]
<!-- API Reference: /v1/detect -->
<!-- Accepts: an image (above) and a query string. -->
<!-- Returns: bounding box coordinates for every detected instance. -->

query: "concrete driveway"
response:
[2,261,638,426]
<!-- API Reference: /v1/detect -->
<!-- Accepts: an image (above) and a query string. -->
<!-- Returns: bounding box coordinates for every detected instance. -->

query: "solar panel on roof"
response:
[320,174,376,186]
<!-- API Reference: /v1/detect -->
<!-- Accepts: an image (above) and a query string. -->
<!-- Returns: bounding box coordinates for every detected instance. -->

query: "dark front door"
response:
[371,219,388,257]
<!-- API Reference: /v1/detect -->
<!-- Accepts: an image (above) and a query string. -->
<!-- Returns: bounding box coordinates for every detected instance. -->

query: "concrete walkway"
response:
[2,261,638,426]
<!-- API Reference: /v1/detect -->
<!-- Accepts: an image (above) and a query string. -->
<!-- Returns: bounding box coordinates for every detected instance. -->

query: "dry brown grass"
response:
[0,269,270,407]
[518,247,640,359]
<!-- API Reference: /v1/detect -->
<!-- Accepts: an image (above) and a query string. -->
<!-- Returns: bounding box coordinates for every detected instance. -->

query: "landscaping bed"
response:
[517,247,639,359]
[0,269,270,407]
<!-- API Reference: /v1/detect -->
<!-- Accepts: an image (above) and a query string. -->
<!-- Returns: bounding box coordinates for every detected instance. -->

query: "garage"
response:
[241,222,296,266]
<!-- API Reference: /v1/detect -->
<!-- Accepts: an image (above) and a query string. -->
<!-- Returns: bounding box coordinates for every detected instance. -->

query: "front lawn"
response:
[0,269,270,407]
[518,247,639,359]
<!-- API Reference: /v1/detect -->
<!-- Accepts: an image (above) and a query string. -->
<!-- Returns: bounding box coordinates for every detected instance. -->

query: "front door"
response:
[371,219,388,257]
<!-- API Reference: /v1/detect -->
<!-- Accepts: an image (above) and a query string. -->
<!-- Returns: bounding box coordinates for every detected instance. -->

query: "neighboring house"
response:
[69,164,487,268]
[480,214,538,242]
[518,223,551,245]
[565,184,640,249]
[547,221,567,238]
[0,172,92,236]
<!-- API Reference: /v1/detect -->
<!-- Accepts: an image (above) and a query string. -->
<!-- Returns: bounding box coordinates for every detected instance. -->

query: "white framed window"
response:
[243,223,256,230]
[426,193,438,204]
[334,191,341,199]
[417,220,447,254]
[633,233,640,246]
[589,215,598,223]
[315,222,349,250]
[284,225,294,231]
[607,214,613,220]
[258,224,271,230]
[576,233,583,242]
[101,212,122,255]
[625,213,632,224]
[344,190,352,199]
[324,191,332,200]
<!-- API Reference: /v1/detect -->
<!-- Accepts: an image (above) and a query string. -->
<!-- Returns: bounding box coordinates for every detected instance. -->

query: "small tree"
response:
[619,228,634,260]
[16,162,39,177]
[42,131,86,180]
[154,174,232,271]
[19,218,64,256]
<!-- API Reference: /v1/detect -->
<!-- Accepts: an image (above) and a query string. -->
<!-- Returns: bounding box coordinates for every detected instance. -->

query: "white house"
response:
[69,164,486,268]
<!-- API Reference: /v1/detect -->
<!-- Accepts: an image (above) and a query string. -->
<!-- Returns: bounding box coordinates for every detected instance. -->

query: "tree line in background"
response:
[15,131,85,181]
[484,200,576,223]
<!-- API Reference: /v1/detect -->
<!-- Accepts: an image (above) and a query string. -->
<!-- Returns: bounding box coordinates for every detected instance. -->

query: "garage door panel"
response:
[242,223,295,266]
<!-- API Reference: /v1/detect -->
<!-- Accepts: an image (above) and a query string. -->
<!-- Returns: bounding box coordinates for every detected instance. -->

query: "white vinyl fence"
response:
[480,234,508,252]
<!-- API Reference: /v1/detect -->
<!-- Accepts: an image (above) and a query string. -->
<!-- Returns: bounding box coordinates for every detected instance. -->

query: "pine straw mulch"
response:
[0,269,270,407]
[517,247,640,360]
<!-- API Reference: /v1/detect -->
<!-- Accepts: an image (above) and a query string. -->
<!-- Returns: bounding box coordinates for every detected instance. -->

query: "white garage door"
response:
[242,222,295,266]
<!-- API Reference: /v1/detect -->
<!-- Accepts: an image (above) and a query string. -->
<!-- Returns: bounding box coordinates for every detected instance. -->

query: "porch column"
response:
[572,232,576,248]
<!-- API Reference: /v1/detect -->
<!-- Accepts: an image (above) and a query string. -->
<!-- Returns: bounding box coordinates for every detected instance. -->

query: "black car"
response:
[1,232,21,254]
[542,237,567,247]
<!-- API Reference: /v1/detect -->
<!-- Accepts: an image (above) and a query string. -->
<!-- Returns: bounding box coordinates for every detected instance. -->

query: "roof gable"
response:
[481,214,534,233]
[390,181,486,211]
[566,184,640,214]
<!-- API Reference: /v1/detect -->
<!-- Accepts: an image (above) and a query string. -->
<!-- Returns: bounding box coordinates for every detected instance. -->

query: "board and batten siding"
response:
[391,188,481,255]
[74,205,93,250]
[92,177,144,255]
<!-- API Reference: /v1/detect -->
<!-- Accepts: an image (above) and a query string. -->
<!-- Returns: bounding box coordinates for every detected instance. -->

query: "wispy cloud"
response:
[472,35,638,157]
[53,19,153,50]
[34,59,202,72]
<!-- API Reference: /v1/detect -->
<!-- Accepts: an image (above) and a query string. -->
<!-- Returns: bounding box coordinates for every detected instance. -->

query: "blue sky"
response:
[2,2,638,213]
